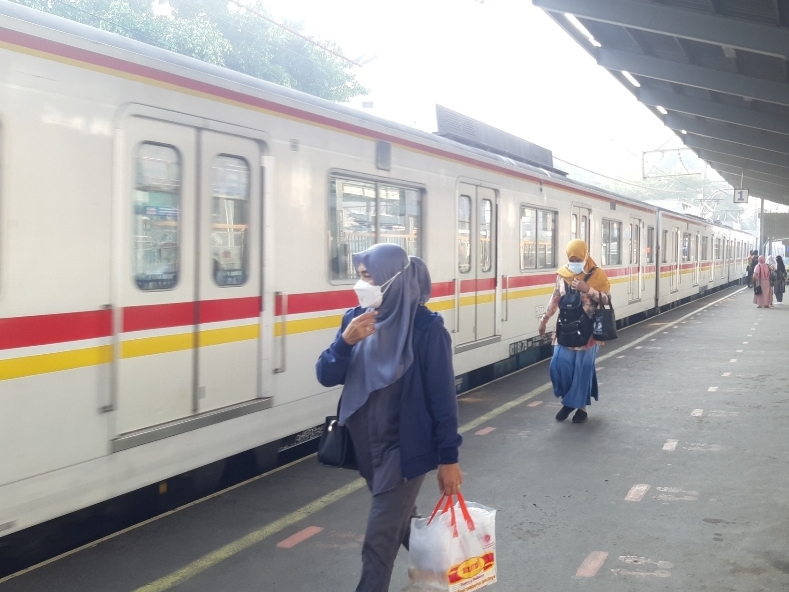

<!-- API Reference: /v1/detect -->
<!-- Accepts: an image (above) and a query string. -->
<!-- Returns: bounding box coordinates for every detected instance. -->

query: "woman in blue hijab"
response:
[316,243,462,592]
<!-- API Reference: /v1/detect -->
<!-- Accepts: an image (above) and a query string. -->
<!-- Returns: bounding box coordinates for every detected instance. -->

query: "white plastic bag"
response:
[405,493,497,592]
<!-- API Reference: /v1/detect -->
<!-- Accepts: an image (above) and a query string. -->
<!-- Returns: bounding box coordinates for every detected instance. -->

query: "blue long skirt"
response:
[549,344,599,409]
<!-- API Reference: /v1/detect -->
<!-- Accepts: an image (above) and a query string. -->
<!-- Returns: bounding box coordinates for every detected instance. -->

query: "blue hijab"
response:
[339,244,431,423]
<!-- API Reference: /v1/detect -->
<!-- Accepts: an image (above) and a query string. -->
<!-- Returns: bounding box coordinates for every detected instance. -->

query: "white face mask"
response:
[354,268,404,309]
[567,261,585,275]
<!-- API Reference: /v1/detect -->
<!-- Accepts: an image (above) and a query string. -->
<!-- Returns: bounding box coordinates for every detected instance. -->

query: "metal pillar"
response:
[760,197,765,253]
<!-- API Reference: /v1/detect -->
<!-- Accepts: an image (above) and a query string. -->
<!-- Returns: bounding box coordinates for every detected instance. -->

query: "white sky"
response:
[258,0,752,201]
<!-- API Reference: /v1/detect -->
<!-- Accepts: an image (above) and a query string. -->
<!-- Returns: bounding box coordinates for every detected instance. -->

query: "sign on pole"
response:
[734,189,749,203]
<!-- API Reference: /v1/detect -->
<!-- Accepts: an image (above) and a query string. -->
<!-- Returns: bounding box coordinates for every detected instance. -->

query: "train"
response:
[0,0,754,538]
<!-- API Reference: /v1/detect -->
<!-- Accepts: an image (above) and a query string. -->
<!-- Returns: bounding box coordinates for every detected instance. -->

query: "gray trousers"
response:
[356,475,426,592]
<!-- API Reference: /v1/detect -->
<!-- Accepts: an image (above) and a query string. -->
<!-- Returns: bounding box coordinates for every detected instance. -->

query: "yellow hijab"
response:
[557,239,611,292]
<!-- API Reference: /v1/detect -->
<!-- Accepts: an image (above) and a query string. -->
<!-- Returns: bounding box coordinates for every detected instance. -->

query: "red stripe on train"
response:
[0,309,112,350]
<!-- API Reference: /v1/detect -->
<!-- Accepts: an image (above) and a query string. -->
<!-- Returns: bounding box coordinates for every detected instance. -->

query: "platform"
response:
[3,285,789,591]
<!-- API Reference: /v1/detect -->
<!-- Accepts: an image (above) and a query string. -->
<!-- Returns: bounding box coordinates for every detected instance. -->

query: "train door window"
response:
[702,236,709,260]
[134,143,181,290]
[571,214,577,239]
[661,230,668,263]
[379,184,421,257]
[602,219,621,266]
[714,238,720,260]
[646,226,654,263]
[519,206,536,270]
[211,155,249,286]
[581,214,588,244]
[479,199,492,272]
[538,209,556,268]
[459,195,472,273]
[682,233,691,262]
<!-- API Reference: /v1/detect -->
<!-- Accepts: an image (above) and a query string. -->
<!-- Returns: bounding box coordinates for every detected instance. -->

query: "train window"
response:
[702,236,709,260]
[458,196,472,274]
[519,206,536,270]
[379,184,421,256]
[538,210,556,268]
[211,155,249,286]
[134,143,181,291]
[479,199,493,272]
[714,238,721,260]
[328,176,422,280]
[601,220,621,266]
[520,206,556,270]
[682,233,691,262]
[661,230,668,264]
[646,227,654,263]
[571,214,577,239]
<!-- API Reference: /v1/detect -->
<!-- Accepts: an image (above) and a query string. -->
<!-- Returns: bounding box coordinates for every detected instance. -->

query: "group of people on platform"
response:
[746,250,787,308]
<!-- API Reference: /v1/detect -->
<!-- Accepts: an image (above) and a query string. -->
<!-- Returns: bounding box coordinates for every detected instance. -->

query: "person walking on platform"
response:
[316,243,463,592]
[753,255,774,308]
[746,251,755,287]
[538,239,611,424]
[774,256,787,304]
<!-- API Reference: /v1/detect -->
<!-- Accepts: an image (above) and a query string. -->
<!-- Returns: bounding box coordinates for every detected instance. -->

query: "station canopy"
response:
[535,0,789,206]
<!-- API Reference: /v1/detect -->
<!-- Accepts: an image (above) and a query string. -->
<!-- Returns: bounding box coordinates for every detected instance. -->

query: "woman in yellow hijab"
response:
[538,239,611,423]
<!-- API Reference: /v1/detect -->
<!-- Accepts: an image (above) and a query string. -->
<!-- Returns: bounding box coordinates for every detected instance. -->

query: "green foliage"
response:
[11,0,367,101]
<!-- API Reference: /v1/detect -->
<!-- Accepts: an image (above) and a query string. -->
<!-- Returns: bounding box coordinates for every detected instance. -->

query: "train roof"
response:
[0,1,751,237]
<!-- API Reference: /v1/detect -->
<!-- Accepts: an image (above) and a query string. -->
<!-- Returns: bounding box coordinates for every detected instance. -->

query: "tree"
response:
[11,0,367,101]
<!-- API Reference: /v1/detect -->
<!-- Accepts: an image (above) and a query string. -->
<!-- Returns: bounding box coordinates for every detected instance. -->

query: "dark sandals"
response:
[555,406,574,421]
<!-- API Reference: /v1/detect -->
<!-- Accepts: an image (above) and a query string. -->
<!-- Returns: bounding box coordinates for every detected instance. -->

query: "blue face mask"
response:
[567,261,585,275]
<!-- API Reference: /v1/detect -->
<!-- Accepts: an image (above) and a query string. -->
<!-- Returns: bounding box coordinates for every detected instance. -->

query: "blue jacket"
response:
[316,305,462,480]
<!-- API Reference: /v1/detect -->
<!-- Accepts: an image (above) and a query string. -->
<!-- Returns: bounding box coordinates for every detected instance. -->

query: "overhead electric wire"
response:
[554,156,702,194]
[167,0,332,71]
[228,0,362,66]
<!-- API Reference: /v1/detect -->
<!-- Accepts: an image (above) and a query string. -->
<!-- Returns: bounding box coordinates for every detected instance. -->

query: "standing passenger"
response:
[749,251,759,287]
[316,243,463,592]
[538,239,611,424]
[775,256,787,304]
[746,251,754,287]
[753,256,773,308]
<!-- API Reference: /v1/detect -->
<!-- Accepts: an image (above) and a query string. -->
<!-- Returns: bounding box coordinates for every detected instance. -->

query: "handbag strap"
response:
[427,493,474,537]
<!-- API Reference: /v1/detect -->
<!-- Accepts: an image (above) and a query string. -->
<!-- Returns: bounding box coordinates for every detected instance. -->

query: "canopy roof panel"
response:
[535,0,789,205]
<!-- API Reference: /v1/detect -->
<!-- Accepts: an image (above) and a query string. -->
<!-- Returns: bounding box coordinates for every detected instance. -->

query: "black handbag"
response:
[593,297,618,341]
[317,398,358,470]
[754,284,763,295]
[556,271,594,348]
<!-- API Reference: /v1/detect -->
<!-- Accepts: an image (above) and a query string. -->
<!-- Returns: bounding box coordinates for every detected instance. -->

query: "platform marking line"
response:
[576,551,609,577]
[277,526,323,549]
[635,346,642,349]
[730,359,737,363]
[736,349,743,352]
[708,387,718,392]
[4,288,746,590]
[722,372,731,377]
[691,409,703,417]
[625,484,651,502]
[662,439,679,451]
[596,367,605,371]
[475,427,496,436]
[527,401,543,407]
[133,479,367,592]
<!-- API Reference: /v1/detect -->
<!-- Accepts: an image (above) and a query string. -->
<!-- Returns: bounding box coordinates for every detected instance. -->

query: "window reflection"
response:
[134,143,180,291]
[211,155,249,286]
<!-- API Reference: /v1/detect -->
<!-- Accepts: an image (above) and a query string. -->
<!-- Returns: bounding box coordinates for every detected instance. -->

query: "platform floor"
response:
[4,285,789,592]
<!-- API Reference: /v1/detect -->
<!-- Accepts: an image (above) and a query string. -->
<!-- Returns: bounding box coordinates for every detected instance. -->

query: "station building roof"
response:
[535,0,789,206]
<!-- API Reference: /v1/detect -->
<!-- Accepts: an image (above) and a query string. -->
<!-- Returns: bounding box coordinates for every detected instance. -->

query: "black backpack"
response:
[556,270,595,348]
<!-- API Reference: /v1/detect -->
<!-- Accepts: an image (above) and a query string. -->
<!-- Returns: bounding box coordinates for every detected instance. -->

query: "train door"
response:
[116,119,263,436]
[116,118,198,435]
[196,131,262,413]
[571,205,591,245]
[670,227,680,293]
[456,184,497,345]
[628,218,642,302]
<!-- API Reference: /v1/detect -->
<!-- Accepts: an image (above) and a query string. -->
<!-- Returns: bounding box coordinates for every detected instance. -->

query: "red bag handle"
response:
[426,493,475,537]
